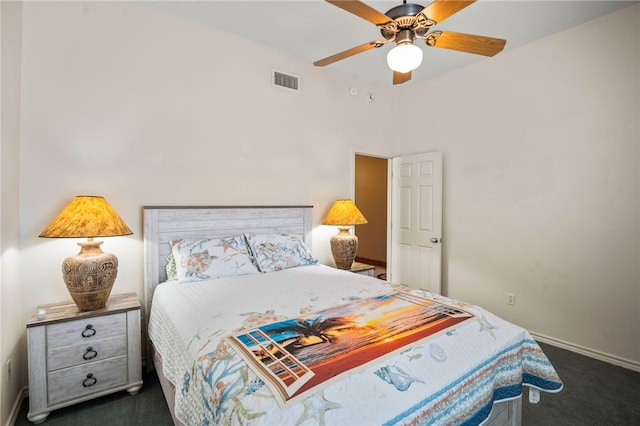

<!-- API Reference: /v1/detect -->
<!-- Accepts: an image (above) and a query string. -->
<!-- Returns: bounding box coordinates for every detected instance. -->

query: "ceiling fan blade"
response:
[314,40,387,67]
[420,0,476,24]
[426,31,506,57]
[393,71,412,85]
[325,1,391,26]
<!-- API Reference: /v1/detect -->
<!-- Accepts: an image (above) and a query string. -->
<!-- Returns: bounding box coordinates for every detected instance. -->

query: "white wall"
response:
[398,5,640,367]
[1,1,24,424]
[18,0,398,312]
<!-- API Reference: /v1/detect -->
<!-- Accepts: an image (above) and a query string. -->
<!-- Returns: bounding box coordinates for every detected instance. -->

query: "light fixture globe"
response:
[387,43,423,73]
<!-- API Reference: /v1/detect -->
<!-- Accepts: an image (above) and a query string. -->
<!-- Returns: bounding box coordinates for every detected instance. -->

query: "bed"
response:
[143,206,562,426]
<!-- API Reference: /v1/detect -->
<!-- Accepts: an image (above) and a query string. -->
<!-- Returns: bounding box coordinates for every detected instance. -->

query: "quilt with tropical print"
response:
[227,291,475,407]
[148,264,562,426]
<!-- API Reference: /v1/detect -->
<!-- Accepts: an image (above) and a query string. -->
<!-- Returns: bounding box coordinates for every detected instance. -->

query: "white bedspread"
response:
[148,264,562,425]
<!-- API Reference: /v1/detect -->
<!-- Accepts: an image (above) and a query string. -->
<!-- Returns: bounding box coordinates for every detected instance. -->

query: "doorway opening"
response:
[354,154,389,280]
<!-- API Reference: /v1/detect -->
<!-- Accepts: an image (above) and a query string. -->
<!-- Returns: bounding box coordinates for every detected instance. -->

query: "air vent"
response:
[273,70,300,92]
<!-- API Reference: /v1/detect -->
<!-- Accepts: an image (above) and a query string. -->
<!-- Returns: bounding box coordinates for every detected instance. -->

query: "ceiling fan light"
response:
[387,43,423,73]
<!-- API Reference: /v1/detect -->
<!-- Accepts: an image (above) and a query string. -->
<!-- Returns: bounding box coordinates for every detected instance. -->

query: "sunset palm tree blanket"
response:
[227,291,474,407]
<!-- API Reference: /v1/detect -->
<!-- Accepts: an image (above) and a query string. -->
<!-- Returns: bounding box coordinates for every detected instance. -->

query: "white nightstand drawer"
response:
[27,293,143,424]
[48,355,128,405]
[47,313,126,348]
[47,334,127,371]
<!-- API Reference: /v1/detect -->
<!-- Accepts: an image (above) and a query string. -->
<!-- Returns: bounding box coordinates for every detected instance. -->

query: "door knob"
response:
[431,238,440,243]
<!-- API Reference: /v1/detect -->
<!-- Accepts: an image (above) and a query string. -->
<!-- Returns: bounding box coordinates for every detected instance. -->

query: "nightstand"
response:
[26,293,143,424]
[347,262,376,277]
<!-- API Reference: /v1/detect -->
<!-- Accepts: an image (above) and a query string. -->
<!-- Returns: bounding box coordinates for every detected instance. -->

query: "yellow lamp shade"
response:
[321,199,368,226]
[39,195,132,238]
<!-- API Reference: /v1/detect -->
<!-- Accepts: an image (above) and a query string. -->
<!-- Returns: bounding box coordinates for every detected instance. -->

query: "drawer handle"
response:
[83,347,98,360]
[81,324,96,338]
[82,373,97,388]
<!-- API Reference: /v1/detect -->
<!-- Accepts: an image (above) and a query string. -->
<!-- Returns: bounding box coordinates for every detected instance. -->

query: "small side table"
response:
[26,293,143,424]
[347,262,376,277]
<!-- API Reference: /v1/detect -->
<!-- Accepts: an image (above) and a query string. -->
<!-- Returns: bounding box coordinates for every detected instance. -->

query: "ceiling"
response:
[146,1,637,86]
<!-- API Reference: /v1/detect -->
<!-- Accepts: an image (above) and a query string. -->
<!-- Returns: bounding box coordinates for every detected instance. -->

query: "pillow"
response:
[244,233,317,273]
[165,253,178,281]
[170,235,259,283]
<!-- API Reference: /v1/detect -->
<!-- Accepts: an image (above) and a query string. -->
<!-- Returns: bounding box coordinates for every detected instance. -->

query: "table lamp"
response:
[322,199,368,270]
[39,195,133,311]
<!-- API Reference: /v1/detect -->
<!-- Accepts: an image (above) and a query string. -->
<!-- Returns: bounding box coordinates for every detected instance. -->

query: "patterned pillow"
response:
[165,253,178,281]
[170,236,259,283]
[244,233,318,273]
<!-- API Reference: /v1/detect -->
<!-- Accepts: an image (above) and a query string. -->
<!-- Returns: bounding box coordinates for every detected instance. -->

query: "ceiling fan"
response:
[313,0,506,85]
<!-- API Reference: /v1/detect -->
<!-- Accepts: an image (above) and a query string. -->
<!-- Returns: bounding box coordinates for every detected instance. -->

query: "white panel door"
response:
[390,152,443,294]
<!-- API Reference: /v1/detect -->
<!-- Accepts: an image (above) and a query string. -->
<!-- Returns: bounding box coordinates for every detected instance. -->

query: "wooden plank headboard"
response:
[142,206,313,319]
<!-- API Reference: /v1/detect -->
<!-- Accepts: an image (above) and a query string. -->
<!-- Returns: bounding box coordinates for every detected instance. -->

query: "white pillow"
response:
[244,233,317,273]
[170,235,259,283]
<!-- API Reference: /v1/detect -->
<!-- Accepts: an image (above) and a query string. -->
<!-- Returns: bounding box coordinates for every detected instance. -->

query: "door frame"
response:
[352,151,393,276]
[353,151,443,290]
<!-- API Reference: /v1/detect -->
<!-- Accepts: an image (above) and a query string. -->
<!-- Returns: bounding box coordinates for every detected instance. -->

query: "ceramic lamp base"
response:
[62,240,118,311]
[330,227,359,270]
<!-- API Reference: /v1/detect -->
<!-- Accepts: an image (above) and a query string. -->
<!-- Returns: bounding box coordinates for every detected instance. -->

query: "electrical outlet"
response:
[6,359,11,383]
[506,293,516,305]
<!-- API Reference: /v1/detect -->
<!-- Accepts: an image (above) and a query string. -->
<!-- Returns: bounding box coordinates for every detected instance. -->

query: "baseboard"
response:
[531,332,640,373]
[5,387,27,426]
